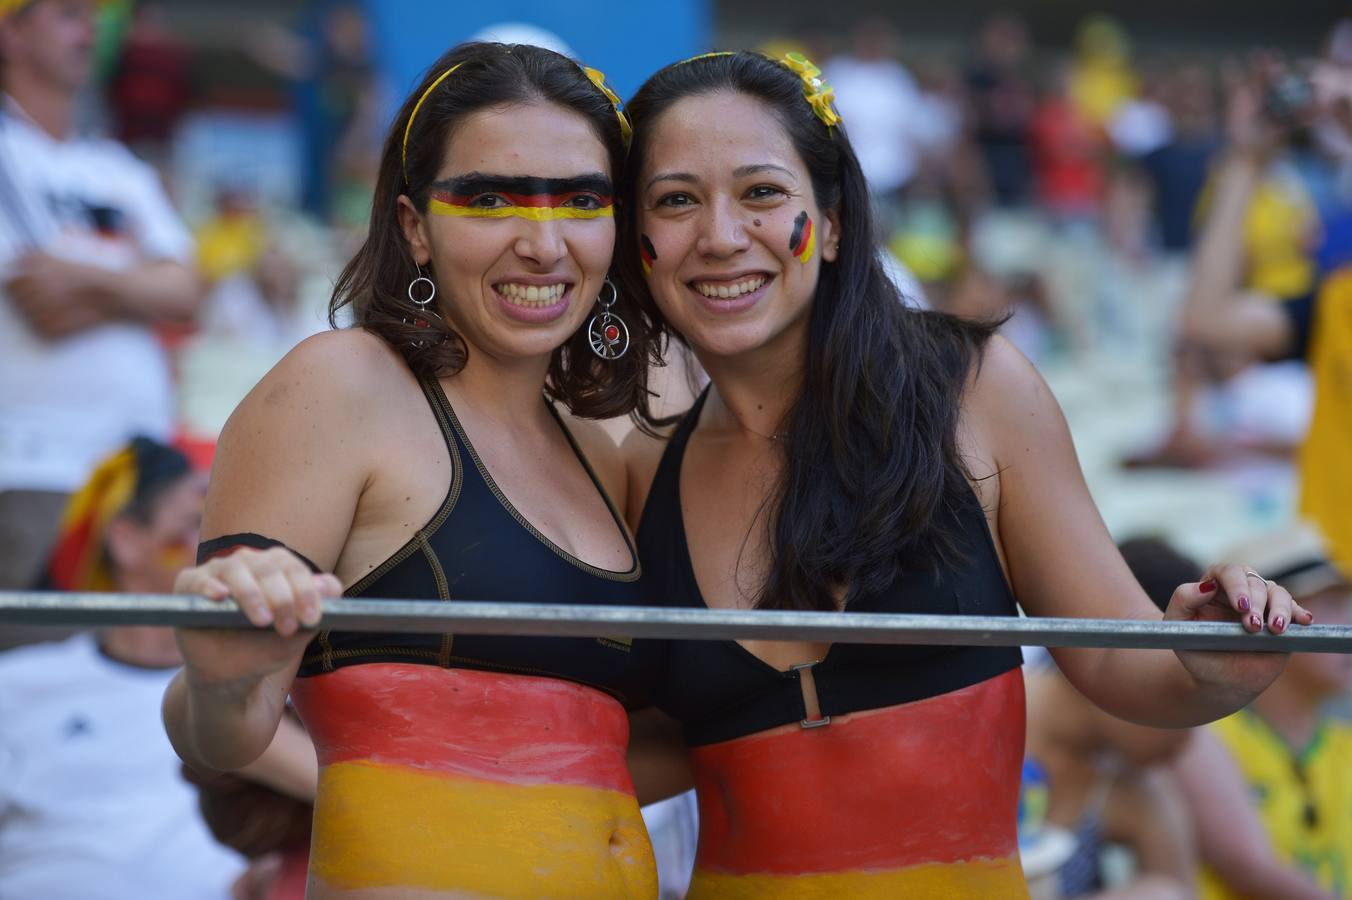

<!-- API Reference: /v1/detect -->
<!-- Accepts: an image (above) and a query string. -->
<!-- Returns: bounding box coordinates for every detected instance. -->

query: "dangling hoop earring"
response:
[587,278,630,360]
[403,266,440,332]
[407,267,436,311]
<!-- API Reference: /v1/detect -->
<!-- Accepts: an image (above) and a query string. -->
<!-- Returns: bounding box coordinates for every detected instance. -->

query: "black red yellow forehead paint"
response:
[428,174,614,221]
[789,211,815,264]
[640,234,657,275]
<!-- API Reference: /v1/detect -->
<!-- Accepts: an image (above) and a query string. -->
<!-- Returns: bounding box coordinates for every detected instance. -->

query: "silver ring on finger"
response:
[1243,568,1262,579]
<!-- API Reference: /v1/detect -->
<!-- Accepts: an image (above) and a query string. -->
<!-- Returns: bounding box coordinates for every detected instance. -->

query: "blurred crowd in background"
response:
[2,0,1352,898]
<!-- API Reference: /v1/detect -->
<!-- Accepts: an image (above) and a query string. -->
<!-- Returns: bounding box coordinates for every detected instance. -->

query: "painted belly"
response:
[686,668,1029,899]
[291,664,657,899]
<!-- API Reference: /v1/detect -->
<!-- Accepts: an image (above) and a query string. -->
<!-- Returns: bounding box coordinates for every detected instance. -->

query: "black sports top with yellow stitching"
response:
[288,379,653,708]
[637,390,1023,746]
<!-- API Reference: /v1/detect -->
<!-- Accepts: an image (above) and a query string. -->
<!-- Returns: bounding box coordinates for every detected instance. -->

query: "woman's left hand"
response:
[1163,563,1313,695]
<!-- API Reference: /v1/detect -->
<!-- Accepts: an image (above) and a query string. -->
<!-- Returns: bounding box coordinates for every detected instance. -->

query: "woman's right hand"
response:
[174,546,343,690]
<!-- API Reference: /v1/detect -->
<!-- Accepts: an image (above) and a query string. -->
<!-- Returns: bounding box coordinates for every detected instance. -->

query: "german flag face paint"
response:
[789,210,816,264]
[427,173,614,221]
[640,234,657,275]
[291,664,657,898]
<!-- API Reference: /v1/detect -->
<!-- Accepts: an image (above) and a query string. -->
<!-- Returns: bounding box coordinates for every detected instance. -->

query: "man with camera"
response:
[1180,60,1352,570]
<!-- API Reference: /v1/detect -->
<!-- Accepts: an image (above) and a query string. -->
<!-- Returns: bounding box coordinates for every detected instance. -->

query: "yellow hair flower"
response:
[781,51,841,128]
[583,66,632,146]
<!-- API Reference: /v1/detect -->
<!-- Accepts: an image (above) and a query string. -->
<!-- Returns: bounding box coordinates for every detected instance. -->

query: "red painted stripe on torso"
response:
[689,668,1026,874]
[292,664,633,793]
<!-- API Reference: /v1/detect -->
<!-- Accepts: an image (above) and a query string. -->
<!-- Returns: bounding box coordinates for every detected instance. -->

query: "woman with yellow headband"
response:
[618,50,1308,898]
[164,42,663,898]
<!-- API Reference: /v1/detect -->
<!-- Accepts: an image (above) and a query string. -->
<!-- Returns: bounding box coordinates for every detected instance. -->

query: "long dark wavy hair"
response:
[330,42,658,418]
[618,51,999,612]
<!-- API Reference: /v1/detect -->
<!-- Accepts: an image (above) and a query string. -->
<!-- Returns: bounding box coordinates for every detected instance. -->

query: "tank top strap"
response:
[419,377,465,461]
[637,387,708,534]
[544,399,639,564]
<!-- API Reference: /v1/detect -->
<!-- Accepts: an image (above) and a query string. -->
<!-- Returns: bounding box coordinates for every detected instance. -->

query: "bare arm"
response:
[627,707,694,806]
[1178,157,1294,359]
[85,258,202,322]
[1178,90,1298,361]
[7,254,203,339]
[1171,730,1335,900]
[1091,769,1196,900]
[1088,702,1191,769]
[163,631,311,776]
[235,713,318,802]
[970,338,1295,727]
[164,331,377,772]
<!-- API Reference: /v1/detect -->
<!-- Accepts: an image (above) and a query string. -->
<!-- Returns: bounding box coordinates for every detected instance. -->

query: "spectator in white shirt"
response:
[0,0,201,629]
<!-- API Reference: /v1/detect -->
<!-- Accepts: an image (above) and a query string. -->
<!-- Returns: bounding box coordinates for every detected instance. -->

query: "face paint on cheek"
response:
[789,211,816,264]
[639,234,657,276]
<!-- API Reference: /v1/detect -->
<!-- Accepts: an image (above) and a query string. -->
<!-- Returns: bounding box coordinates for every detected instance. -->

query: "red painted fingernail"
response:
[1273,616,1285,632]
[1249,614,1262,629]
[1200,580,1217,594]
[1236,594,1250,611]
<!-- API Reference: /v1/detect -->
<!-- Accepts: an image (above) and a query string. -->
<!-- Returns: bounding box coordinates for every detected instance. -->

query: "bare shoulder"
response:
[206,328,412,555]
[960,334,1064,468]
[226,329,405,432]
[964,334,1049,413]
[208,325,408,529]
[264,328,404,398]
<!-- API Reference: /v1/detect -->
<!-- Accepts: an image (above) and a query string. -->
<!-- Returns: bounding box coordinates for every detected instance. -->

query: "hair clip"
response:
[780,52,841,128]
[582,66,632,146]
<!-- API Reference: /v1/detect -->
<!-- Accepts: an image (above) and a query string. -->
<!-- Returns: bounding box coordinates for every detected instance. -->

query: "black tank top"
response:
[294,379,656,708]
[637,390,1023,745]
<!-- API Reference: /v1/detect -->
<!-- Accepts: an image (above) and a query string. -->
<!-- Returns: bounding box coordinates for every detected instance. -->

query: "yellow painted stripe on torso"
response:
[309,760,657,898]
[687,856,1029,900]
[427,199,614,221]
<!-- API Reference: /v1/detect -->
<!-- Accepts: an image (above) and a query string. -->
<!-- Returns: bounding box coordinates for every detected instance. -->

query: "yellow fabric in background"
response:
[1244,180,1317,298]
[1198,711,1352,899]
[1068,61,1137,127]
[1299,267,1352,572]
[195,213,265,283]
[1192,172,1316,298]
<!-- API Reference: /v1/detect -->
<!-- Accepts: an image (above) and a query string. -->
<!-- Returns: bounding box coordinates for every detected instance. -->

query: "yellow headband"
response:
[674,50,734,67]
[402,62,463,183]
[400,59,631,185]
[669,49,842,129]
